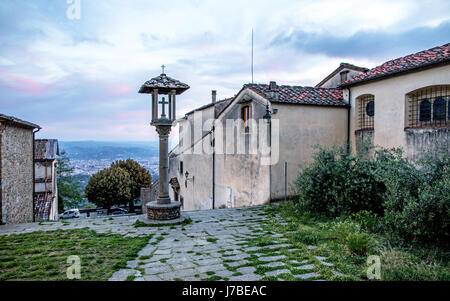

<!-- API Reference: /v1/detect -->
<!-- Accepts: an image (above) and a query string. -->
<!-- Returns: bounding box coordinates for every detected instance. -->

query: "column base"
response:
[146,201,181,221]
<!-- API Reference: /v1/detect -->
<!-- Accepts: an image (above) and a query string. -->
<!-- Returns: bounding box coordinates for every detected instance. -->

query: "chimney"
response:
[268,81,279,100]
[269,81,278,91]
[212,90,217,104]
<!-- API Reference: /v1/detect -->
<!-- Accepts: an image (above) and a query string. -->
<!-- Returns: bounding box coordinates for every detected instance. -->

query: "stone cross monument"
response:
[138,66,190,222]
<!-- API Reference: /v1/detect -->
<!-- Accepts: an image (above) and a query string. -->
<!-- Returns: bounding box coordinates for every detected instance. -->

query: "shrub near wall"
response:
[383,154,450,244]
[295,145,450,245]
[295,145,385,217]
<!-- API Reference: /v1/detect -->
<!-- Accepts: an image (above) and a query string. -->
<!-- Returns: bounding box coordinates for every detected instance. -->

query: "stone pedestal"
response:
[146,201,181,220]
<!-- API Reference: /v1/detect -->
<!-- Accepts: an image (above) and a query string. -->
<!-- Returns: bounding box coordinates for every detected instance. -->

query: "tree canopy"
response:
[56,151,84,213]
[85,159,151,213]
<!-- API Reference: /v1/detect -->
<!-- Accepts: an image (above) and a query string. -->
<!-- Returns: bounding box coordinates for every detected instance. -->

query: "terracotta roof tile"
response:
[342,43,450,86]
[139,73,190,95]
[245,84,347,107]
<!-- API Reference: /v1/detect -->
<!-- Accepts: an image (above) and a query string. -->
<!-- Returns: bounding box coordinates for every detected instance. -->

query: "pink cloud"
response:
[0,69,51,97]
[106,82,133,96]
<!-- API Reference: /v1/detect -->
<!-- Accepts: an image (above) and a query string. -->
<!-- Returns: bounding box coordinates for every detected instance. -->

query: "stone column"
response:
[156,122,172,205]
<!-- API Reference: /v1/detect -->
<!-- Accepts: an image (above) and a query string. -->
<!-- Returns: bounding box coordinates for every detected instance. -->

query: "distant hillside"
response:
[59,141,160,160]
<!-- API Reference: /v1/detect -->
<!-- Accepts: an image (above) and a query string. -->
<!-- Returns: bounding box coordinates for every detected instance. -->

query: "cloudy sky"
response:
[0,0,449,141]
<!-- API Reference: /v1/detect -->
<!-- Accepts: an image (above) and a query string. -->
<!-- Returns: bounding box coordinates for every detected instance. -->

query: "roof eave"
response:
[340,59,450,88]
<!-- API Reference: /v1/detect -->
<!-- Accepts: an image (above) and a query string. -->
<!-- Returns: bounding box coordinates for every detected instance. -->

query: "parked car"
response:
[59,209,80,219]
[109,208,128,216]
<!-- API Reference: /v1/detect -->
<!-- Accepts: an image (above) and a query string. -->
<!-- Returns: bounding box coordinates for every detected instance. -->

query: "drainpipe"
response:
[269,114,272,203]
[0,124,3,223]
[212,125,215,209]
[32,128,40,222]
[347,88,352,153]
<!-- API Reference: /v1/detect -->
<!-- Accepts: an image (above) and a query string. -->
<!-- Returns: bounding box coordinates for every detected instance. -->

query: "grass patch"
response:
[0,229,152,281]
[206,237,218,244]
[263,201,450,281]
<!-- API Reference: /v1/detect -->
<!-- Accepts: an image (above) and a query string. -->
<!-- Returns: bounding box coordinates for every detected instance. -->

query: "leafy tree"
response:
[111,159,152,212]
[56,151,84,213]
[85,166,132,214]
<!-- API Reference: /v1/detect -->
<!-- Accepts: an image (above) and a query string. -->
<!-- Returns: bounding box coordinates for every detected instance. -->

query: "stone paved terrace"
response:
[0,206,346,281]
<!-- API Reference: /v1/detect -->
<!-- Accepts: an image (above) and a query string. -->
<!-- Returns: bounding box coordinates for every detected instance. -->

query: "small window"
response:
[433,97,446,121]
[241,105,251,132]
[180,161,183,175]
[419,99,431,122]
[340,71,349,84]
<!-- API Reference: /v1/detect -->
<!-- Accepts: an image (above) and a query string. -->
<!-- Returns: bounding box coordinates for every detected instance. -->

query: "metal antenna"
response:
[251,28,254,84]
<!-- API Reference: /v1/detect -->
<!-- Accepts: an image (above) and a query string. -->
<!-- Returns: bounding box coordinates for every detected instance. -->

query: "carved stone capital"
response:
[155,125,172,137]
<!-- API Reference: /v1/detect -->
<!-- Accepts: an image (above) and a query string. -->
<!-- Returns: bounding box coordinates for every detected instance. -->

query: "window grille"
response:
[407,86,449,128]
[357,95,374,130]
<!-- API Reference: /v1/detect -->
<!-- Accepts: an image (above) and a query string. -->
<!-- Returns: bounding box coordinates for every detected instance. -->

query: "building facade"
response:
[341,43,450,160]
[165,43,449,212]
[34,139,59,221]
[0,114,40,224]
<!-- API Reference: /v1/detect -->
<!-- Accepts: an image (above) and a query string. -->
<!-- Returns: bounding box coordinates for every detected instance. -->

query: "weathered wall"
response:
[270,104,348,199]
[1,124,34,224]
[405,128,449,161]
[215,91,271,208]
[355,130,374,154]
[347,64,450,156]
[169,141,214,211]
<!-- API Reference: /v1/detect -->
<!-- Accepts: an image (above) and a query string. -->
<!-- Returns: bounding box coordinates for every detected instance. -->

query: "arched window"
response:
[357,95,374,130]
[433,97,446,121]
[407,86,449,128]
[419,99,431,122]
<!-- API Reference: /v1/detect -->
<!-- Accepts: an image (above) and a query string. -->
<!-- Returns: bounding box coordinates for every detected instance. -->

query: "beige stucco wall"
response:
[1,124,34,224]
[270,104,348,199]
[169,137,214,211]
[347,64,450,154]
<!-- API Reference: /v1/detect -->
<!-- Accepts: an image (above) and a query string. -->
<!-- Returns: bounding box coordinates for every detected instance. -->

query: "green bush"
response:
[296,144,449,245]
[328,220,361,242]
[349,211,381,233]
[383,155,450,244]
[346,232,375,256]
[295,145,387,217]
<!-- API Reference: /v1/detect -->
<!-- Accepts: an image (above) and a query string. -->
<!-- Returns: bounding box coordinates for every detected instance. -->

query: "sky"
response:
[0,0,449,142]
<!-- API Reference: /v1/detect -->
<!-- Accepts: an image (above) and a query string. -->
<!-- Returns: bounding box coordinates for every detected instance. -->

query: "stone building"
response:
[34,139,59,221]
[168,42,449,212]
[0,114,41,224]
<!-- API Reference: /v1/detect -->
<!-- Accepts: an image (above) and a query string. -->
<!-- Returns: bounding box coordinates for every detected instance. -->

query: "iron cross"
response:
[159,97,168,117]
[161,64,166,74]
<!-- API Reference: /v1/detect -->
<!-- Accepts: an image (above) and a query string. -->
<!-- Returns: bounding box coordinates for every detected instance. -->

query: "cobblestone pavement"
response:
[0,206,345,281]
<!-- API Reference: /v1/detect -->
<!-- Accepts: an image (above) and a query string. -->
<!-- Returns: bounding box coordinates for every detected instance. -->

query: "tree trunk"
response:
[129,200,135,213]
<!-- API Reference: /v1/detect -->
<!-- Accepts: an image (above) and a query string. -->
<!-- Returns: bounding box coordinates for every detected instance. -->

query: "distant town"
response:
[71,158,159,177]
[59,141,162,185]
